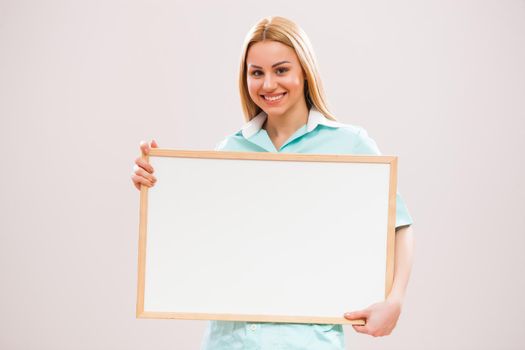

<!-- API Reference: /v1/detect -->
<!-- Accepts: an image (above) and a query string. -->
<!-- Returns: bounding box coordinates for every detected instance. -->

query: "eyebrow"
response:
[248,61,291,69]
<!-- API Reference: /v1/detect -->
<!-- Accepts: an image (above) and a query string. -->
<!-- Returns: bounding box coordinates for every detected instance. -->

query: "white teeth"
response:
[263,93,285,101]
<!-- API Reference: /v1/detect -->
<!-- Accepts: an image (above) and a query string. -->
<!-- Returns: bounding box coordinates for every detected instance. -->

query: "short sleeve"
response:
[355,128,414,228]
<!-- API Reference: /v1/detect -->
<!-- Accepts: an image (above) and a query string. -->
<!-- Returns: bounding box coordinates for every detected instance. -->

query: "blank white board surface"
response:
[137,150,397,325]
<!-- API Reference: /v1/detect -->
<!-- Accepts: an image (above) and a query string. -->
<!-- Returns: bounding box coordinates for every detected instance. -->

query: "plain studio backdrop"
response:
[1,0,524,349]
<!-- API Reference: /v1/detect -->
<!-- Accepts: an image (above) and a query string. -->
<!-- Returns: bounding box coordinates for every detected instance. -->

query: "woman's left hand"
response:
[343,299,402,337]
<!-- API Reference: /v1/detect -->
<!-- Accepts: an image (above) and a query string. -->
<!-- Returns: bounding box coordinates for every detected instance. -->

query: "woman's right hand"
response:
[131,140,158,190]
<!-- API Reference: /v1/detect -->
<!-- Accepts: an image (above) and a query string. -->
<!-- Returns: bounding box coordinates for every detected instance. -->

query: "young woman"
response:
[131,16,414,350]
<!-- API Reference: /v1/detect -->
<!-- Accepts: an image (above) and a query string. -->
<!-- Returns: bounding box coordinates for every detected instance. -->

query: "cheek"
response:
[283,75,304,95]
[246,79,260,98]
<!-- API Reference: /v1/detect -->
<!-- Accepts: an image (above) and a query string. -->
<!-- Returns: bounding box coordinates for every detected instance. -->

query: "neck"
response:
[263,102,309,139]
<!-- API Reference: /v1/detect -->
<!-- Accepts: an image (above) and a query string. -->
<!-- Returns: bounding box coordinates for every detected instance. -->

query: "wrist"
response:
[386,294,404,308]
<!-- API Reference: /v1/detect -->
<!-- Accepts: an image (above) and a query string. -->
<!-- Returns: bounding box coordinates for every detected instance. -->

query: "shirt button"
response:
[248,324,257,331]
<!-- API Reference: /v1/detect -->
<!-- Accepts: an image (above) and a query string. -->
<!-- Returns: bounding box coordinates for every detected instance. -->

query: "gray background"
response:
[1,0,524,349]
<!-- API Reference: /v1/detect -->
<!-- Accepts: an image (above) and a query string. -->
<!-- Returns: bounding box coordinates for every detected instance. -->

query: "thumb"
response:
[151,139,159,148]
[344,309,370,320]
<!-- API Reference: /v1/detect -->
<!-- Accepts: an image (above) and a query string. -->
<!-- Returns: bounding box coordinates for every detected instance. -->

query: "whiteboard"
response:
[136,149,397,325]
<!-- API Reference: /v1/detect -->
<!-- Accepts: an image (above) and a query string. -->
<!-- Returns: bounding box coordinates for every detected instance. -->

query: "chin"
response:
[262,103,289,113]
[264,108,287,117]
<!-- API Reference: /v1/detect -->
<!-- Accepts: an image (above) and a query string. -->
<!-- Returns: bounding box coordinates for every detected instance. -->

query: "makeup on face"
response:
[246,41,306,117]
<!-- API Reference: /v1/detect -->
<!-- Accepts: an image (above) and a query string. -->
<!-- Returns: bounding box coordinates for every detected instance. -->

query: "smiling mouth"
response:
[261,92,287,102]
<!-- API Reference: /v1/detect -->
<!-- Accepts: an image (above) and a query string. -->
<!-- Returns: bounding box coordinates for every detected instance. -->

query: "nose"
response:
[262,74,277,91]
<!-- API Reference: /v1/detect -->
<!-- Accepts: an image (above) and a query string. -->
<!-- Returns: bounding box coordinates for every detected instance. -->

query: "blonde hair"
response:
[238,16,336,122]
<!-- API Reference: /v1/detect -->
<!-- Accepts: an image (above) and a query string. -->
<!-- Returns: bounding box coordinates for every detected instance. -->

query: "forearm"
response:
[387,225,414,305]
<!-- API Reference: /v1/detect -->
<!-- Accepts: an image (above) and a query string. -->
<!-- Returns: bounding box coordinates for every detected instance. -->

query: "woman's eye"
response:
[249,68,288,77]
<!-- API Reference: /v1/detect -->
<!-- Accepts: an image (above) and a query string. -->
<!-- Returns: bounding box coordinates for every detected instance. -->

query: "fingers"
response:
[131,175,142,190]
[352,325,388,337]
[140,139,159,156]
[135,157,154,174]
[344,309,369,320]
[132,163,157,191]
[133,164,157,183]
[345,309,370,334]
[131,173,155,190]
[352,325,370,335]
[134,140,158,191]
[140,140,150,156]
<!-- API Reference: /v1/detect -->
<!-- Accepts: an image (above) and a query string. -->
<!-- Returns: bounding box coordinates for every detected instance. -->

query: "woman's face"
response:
[246,40,307,118]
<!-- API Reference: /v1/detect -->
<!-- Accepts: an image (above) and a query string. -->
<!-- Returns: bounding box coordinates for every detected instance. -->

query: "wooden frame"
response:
[136,149,397,325]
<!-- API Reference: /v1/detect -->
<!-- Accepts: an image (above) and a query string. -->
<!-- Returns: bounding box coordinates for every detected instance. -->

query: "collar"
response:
[240,107,345,139]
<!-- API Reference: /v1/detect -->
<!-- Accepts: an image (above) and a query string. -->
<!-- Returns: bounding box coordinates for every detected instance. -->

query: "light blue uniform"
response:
[201,107,413,350]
